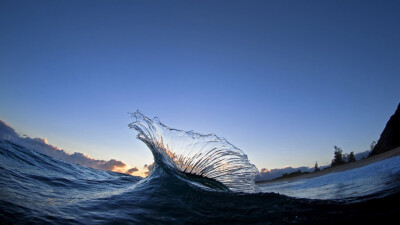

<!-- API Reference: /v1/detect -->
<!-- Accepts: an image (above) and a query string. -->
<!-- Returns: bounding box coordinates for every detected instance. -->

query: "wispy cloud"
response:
[0,119,145,176]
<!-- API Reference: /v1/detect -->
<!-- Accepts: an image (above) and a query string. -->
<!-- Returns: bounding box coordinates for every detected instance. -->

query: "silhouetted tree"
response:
[368,141,377,157]
[331,145,345,167]
[343,153,349,162]
[370,141,376,151]
[314,161,320,172]
[348,152,356,162]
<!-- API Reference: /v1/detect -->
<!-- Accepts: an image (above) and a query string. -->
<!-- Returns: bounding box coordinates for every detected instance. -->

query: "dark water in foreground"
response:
[1,112,400,224]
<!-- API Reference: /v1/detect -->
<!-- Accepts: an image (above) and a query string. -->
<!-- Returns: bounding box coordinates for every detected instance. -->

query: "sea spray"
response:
[128,111,259,193]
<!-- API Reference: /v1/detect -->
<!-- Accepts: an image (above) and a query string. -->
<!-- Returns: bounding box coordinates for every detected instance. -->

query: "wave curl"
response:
[129,111,259,193]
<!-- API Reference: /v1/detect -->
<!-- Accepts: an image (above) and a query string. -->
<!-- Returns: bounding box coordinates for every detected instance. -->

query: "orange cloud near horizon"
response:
[0,118,151,178]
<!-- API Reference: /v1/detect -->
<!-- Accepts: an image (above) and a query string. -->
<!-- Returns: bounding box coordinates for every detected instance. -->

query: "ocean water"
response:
[1,112,400,224]
[259,156,400,201]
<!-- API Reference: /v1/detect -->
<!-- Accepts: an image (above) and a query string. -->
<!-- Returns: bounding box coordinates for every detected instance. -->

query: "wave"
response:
[2,119,400,224]
[129,111,259,193]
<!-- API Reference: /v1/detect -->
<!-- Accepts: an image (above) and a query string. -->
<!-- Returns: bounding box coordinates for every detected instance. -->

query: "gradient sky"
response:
[1,0,399,171]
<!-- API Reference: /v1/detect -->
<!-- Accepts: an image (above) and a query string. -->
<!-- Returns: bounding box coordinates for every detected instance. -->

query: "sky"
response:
[0,0,399,172]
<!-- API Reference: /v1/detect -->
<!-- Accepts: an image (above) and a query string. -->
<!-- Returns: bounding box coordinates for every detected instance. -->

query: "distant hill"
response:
[370,103,400,156]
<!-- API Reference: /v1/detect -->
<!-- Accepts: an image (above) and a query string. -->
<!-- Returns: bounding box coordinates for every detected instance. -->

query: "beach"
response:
[258,146,400,184]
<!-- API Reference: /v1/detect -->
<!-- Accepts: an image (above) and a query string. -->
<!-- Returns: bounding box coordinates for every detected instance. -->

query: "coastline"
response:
[257,146,400,184]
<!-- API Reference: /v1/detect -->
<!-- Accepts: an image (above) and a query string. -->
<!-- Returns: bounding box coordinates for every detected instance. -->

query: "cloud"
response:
[126,167,139,175]
[0,120,19,141]
[255,166,315,182]
[0,119,141,176]
[143,163,154,175]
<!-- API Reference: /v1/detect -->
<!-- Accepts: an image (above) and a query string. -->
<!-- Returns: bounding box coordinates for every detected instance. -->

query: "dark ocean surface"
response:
[1,112,400,224]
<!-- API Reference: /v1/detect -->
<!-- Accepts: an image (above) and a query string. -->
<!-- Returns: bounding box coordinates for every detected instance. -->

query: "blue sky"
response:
[1,0,399,170]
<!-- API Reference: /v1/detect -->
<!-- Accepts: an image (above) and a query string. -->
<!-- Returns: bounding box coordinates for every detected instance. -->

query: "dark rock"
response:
[370,103,400,156]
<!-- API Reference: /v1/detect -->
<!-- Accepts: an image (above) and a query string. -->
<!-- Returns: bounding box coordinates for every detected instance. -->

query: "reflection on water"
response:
[259,156,400,200]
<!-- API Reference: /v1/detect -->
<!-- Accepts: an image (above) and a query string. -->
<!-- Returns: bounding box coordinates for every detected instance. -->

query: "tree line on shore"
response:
[271,141,377,181]
[314,141,377,171]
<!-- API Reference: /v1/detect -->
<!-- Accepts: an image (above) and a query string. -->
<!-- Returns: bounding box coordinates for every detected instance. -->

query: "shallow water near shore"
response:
[1,113,400,224]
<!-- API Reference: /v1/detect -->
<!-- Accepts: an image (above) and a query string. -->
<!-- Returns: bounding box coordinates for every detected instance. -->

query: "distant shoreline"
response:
[256,146,400,184]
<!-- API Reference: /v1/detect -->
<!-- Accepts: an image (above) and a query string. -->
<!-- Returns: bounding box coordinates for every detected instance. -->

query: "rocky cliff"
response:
[370,103,400,156]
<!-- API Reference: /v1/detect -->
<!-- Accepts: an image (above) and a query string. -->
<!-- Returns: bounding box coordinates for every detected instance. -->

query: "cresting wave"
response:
[129,111,259,193]
[2,115,400,224]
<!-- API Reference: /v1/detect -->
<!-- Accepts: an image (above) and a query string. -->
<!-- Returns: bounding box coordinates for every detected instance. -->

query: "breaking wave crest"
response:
[129,111,259,193]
